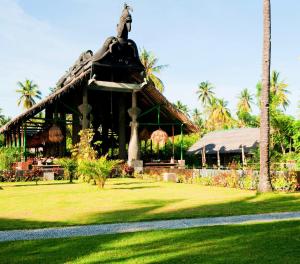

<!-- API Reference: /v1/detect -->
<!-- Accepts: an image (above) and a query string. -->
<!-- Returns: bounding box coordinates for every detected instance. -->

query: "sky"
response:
[0,0,299,119]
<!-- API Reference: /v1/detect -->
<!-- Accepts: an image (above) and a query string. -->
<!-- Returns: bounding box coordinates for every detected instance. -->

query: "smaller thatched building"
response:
[188,128,260,167]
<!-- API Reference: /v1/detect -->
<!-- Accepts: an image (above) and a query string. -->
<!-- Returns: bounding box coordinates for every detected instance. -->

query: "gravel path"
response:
[1,211,300,242]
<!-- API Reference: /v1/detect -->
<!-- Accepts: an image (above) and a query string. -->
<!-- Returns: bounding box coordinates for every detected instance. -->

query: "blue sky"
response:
[0,0,299,118]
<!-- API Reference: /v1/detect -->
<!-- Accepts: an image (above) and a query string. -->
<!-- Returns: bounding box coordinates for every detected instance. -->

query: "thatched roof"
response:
[0,53,198,134]
[188,128,260,155]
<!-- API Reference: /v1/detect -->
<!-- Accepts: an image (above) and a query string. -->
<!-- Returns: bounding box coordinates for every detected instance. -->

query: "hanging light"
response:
[150,128,168,148]
[48,124,64,143]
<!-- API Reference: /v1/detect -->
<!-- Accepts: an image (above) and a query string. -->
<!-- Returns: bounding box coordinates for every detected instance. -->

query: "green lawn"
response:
[0,178,300,230]
[1,220,300,263]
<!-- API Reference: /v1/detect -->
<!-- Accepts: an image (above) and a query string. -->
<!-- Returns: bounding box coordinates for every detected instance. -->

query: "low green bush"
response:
[55,158,78,183]
[78,156,121,188]
[0,147,21,171]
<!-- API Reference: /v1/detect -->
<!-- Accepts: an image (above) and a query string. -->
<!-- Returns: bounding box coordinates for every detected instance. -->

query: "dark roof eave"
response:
[0,70,90,133]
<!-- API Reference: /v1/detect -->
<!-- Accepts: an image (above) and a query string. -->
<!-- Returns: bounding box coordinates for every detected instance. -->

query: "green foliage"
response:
[56,158,77,183]
[78,156,121,188]
[173,101,190,117]
[271,171,298,192]
[293,120,300,152]
[0,147,21,171]
[236,111,258,128]
[16,79,42,109]
[140,48,168,92]
[71,129,97,160]
[195,175,212,186]
[196,81,215,107]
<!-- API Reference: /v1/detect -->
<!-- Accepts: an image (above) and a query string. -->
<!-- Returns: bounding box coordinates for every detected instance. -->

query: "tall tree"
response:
[205,98,233,130]
[270,71,289,110]
[139,48,168,93]
[196,81,215,107]
[258,0,273,193]
[237,88,254,113]
[192,108,204,131]
[236,89,258,128]
[16,80,42,110]
[256,71,289,112]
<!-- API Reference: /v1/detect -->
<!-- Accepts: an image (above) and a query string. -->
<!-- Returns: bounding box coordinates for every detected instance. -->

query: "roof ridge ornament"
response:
[116,3,132,41]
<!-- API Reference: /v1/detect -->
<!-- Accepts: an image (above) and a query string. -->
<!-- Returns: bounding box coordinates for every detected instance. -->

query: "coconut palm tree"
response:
[192,108,204,130]
[174,101,189,117]
[16,80,42,110]
[258,0,273,193]
[139,48,168,93]
[196,81,215,107]
[205,98,232,130]
[270,71,289,110]
[0,108,10,128]
[256,71,289,111]
[237,89,254,113]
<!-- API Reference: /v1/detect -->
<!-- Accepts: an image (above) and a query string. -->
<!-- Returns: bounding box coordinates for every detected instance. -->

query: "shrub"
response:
[56,158,78,183]
[271,171,298,192]
[122,164,134,177]
[71,129,97,161]
[195,175,213,186]
[78,155,121,188]
[0,147,21,171]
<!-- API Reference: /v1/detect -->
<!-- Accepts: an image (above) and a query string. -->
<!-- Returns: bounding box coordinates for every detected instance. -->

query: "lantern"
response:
[48,124,64,143]
[150,129,168,148]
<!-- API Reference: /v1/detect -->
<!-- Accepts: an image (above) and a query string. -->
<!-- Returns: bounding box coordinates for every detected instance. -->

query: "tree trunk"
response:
[258,0,273,193]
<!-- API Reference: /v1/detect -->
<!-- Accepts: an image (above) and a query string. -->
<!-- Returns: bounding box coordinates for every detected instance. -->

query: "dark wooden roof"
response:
[0,54,198,134]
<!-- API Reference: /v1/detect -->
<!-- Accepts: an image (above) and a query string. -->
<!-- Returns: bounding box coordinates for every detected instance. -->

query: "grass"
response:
[0,178,300,230]
[1,220,300,263]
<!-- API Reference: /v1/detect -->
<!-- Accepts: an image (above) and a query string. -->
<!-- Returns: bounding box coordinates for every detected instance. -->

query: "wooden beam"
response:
[88,80,145,93]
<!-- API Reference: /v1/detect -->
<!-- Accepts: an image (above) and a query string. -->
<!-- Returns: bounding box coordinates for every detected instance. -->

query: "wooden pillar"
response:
[11,131,15,147]
[127,91,140,166]
[23,125,27,161]
[217,149,220,169]
[118,94,127,160]
[4,132,7,147]
[72,113,80,145]
[202,145,206,168]
[82,86,89,129]
[102,123,109,155]
[241,145,246,168]
[59,111,66,157]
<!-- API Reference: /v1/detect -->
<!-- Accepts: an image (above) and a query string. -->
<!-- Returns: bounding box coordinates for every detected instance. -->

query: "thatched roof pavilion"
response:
[0,4,197,164]
[188,128,259,167]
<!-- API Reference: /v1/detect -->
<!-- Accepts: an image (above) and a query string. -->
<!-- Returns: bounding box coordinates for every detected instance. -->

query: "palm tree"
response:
[0,108,10,127]
[205,98,232,130]
[237,89,254,113]
[214,99,232,126]
[192,108,204,130]
[256,71,289,111]
[258,0,273,193]
[139,48,168,93]
[174,101,189,117]
[196,81,215,107]
[270,71,289,110]
[16,80,42,110]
